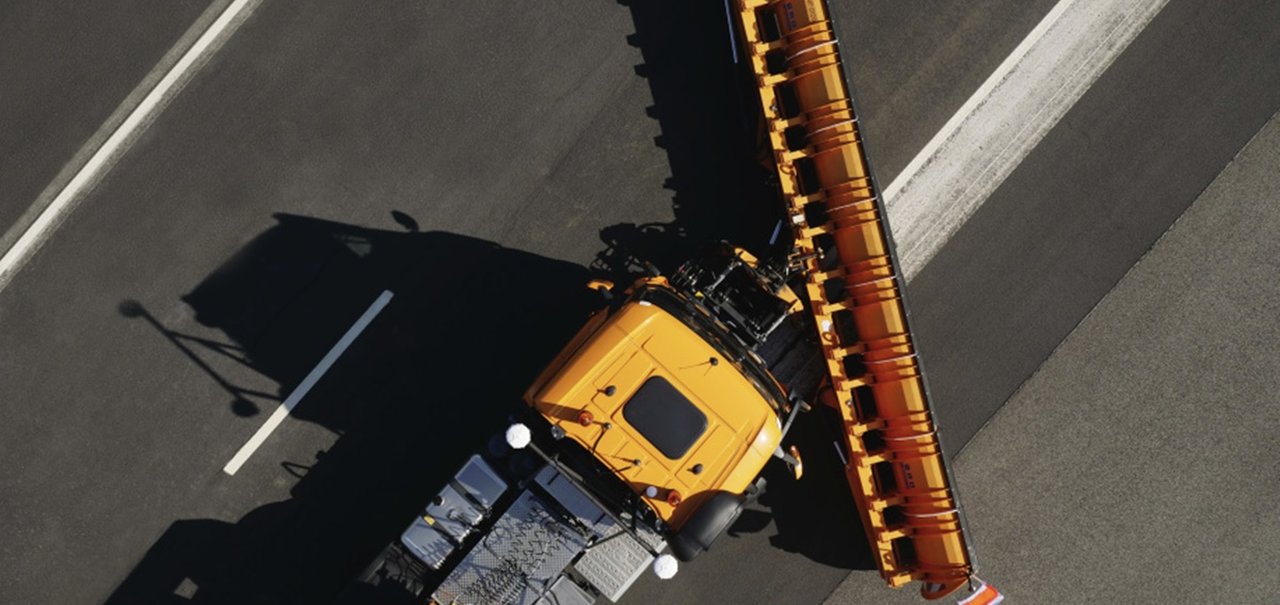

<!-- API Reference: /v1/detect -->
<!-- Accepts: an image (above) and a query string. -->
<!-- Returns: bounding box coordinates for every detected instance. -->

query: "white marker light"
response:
[505,423,532,450]
[653,554,678,580]
[644,486,659,498]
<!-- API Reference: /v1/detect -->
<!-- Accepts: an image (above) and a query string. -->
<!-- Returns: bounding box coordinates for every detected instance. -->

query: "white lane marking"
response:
[883,0,1171,280]
[222,290,395,476]
[0,0,261,293]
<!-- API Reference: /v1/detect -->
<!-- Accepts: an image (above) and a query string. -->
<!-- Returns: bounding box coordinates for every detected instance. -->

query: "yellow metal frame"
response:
[733,0,974,597]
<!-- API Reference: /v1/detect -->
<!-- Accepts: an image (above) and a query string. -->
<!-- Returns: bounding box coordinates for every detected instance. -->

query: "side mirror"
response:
[785,445,804,480]
[586,279,616,302]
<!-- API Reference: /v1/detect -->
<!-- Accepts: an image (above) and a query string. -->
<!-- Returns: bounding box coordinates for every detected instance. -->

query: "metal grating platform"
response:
[433,489,588,605]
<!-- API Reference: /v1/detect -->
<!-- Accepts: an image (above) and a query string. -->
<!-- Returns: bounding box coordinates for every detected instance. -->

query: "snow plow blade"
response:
[730,0,977,597]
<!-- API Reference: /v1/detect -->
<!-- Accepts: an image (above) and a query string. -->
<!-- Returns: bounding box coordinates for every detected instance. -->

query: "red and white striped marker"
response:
[956,578,1003,605]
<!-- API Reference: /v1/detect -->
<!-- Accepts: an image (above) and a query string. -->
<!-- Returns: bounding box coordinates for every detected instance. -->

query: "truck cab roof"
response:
[525,284,784,530]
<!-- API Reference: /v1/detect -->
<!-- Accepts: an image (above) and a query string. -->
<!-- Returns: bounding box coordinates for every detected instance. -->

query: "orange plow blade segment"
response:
[732,0,977,596]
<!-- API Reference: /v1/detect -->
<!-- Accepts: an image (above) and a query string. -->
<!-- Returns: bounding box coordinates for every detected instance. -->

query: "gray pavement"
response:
[828,107,1280,605]
[836,0,1058,185]
[0,2,1057,603]
[1,2,649,602]
[0,0,213,242]
[906,0,1280,454]
[0,0,1278,603]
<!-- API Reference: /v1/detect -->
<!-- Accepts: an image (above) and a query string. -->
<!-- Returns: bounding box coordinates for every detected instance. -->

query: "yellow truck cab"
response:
[524,250,817,561]
[352,248,823,604]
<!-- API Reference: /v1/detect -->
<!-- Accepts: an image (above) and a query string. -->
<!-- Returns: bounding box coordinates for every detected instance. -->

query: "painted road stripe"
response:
[0,0,261,293]
[884,0,1171,281]
[222,290,394,476]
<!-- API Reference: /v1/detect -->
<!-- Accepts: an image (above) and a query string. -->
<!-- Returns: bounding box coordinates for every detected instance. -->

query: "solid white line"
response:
[0,0,260,293]
[882,0,1171,281]
[222,290,395,476]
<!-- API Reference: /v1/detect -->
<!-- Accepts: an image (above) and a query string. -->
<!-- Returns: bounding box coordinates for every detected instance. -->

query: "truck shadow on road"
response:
[592,0,786,283]
[107,214,597,604]
[108,206,871,604]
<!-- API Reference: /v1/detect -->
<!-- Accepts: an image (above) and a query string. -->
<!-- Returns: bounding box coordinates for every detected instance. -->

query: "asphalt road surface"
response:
[1,1,1277,603]
[827,105,1280,605]
[0,0,213,248]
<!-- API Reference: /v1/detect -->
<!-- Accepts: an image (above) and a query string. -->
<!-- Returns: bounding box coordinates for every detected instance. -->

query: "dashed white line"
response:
[883,0,1172,280]
[222,290,395,476]
[0,0,262,292]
